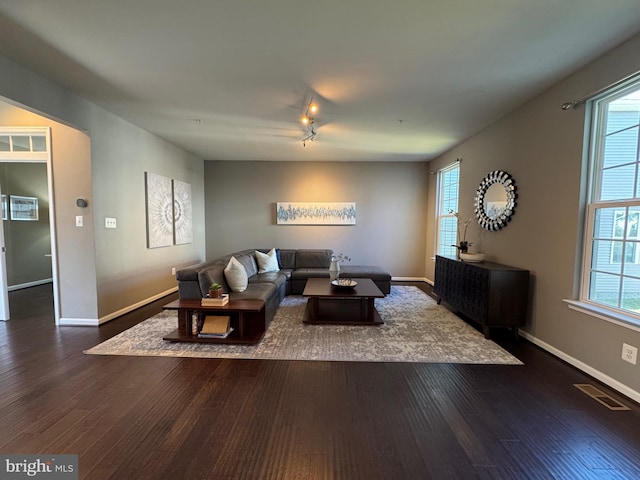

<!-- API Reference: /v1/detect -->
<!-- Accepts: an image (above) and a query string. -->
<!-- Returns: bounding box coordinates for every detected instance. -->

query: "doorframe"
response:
[0,127,60,323]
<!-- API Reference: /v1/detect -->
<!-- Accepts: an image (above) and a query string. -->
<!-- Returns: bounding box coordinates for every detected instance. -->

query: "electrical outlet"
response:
[105,217,117,229]
[171,267,176,276]
[622,343,637,365]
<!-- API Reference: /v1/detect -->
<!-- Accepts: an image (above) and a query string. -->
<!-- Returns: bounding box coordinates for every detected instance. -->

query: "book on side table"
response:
[198,315,233,338]
[201,294,229,306]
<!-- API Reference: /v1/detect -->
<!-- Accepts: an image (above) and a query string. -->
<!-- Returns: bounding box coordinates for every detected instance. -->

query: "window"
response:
[610,210,640,264]
[0,133,47,152]
[435,163,459,257]
[582,81,640,322]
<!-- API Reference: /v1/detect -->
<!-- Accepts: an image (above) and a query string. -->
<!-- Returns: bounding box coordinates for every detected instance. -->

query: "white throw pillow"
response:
[255,248,280,273]
[224,256,248,292]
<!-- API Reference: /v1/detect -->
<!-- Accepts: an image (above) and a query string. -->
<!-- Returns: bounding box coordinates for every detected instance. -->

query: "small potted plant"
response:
[208,283,223,298]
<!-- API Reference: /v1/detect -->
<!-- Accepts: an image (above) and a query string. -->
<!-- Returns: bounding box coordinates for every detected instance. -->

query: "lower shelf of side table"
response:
[162,328,264,345]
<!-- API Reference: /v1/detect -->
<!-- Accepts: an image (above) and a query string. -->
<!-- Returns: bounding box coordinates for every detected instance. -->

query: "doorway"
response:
[0,128,58,322]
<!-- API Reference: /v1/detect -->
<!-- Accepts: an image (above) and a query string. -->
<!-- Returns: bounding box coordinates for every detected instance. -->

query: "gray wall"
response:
[204,161,429,277]
[0,163,52,286]
[426,33,640,398]
[0,54,205,322]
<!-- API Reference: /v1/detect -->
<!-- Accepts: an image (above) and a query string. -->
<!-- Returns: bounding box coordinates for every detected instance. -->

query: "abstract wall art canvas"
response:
[276,202,357,225]
[173,179,193,245]
[145,172,174,248]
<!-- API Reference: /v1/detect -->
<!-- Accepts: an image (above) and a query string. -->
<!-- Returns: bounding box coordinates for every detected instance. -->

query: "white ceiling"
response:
[1,0,640,162]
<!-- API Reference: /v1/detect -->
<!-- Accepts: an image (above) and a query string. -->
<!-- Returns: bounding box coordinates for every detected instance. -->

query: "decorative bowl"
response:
[331,279,358,289]
[460,253,485,263]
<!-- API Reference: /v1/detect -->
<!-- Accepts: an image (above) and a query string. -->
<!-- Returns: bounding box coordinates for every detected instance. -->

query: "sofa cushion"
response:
[234,252,258,277]
[255,248,280,273]
[229,282,276,303]
[339,265,392,281]
[198,263,229,295]
[224,256,248,292]
[290,268,330,280]
[277,268,293,280]
[295,249,332,269]
[277,249,296,269]
[249,271,287,289]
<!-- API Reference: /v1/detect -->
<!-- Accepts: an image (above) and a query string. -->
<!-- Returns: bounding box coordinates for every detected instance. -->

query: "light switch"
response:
[105,217,117,229]
[75,215,83,227]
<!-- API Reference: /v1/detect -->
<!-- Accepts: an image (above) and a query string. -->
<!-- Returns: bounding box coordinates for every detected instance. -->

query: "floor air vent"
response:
[574,384,631,411]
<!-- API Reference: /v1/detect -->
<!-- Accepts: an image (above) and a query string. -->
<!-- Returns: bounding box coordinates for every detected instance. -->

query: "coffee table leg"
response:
[366,298,375,322]
[310,297,319,322]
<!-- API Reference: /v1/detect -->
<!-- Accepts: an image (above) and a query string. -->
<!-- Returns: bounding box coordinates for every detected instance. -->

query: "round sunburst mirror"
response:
[474,170,518,231]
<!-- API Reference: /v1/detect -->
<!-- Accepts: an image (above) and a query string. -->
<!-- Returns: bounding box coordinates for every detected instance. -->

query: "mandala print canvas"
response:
[145,172,173,248]
[173,179,193,245]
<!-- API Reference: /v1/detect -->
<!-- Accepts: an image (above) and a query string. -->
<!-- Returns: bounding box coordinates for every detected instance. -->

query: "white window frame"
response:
[435,162,459,258]
[575,78,640,328]
[610,210,640,264]
[0,131,48,161]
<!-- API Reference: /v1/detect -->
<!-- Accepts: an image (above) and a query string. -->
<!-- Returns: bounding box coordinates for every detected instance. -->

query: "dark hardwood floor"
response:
[1,283,639,479]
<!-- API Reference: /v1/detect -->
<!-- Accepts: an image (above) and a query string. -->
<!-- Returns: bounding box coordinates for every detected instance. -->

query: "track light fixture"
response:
[302,126,317,147]
[301,99,318,124]
[301,98,319,146]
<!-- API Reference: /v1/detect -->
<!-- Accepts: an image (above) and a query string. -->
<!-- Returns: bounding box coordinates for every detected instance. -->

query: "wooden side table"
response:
[162,298,266,344]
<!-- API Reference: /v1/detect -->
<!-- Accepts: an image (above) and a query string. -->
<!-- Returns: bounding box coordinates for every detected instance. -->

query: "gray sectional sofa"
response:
[176,248,391,325]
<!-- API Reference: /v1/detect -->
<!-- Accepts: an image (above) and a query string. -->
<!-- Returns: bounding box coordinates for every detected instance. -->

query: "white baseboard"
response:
[392,276,431,285]
[98,286,178,325]
[58,286,178,327]
[519,330,640,405]
[58,318,99,327]
[8,278,53,291]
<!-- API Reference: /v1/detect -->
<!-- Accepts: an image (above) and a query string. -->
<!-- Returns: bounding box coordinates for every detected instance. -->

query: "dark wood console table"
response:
[162,298,266,344]
[434,255,529,339]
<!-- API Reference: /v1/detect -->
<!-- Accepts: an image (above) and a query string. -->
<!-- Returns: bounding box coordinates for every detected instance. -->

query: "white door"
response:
[0,184,9,320]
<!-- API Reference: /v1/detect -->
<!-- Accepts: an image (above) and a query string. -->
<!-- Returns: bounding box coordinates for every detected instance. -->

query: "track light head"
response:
[300,98,321,146]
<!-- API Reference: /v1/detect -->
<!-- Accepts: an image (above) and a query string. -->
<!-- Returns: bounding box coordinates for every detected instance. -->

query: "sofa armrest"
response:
[176,264,206,282]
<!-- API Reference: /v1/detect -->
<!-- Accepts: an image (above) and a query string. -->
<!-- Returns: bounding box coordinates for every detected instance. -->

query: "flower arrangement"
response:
[449,210,473,254]
[329,253,351,281]
[331,253,351,263]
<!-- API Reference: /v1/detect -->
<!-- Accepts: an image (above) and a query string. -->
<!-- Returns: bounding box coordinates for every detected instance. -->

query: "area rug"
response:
[84,286,522,364]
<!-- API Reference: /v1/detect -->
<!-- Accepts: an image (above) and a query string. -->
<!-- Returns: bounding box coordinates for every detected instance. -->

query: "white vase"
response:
[329,259,340,282]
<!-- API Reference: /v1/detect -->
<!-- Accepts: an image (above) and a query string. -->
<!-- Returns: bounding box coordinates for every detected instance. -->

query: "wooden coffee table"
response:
[302,277,385,325]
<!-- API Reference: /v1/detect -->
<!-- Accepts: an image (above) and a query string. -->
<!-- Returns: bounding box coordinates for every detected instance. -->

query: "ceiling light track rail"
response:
[301,98,319,147]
